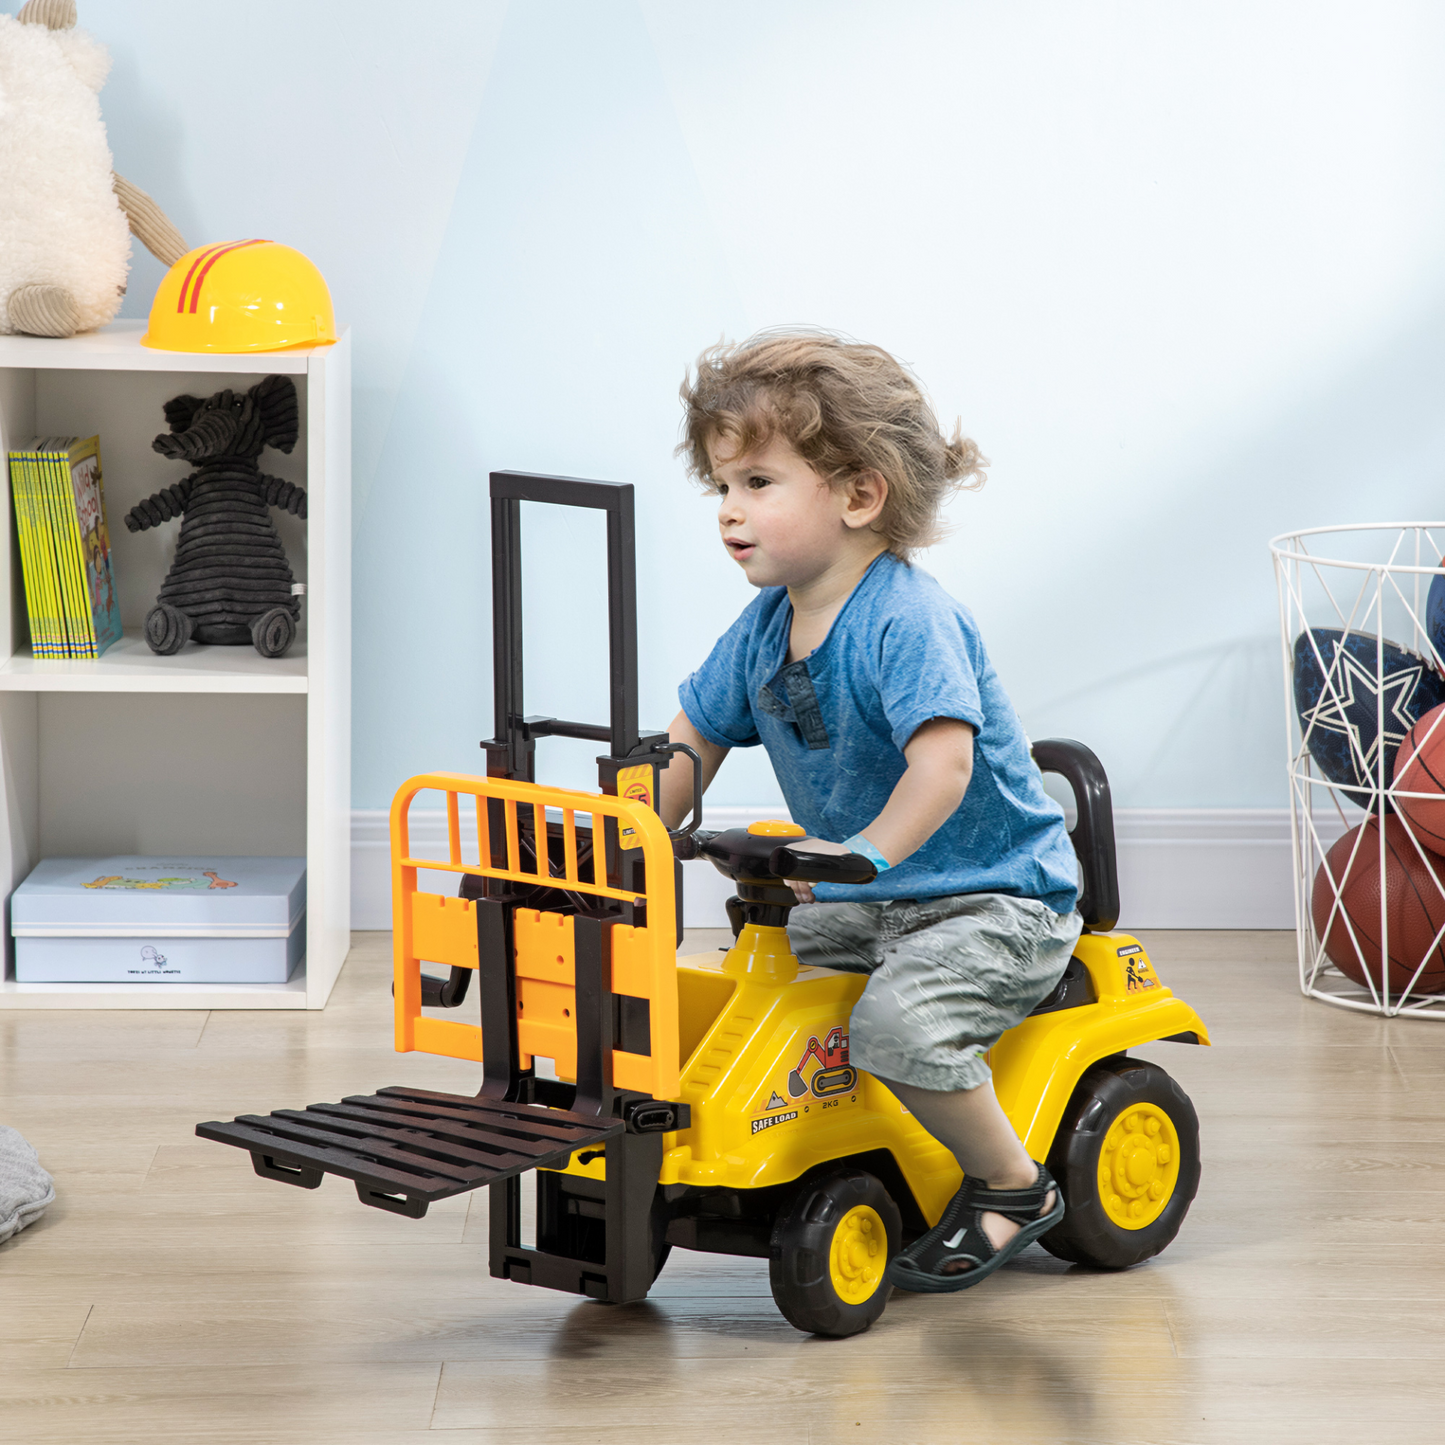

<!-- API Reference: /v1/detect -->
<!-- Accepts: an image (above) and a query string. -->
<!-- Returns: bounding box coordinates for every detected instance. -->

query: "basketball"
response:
[1393,702,1445,853]
[1311,817,1445,995]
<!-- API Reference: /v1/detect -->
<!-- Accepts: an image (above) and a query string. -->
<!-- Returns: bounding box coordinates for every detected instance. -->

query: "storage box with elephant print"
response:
[11,857,305,983]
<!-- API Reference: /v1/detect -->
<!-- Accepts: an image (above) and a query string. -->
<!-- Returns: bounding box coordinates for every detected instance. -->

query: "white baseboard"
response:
[351,805,1310,932]
[1114,809,1307,930]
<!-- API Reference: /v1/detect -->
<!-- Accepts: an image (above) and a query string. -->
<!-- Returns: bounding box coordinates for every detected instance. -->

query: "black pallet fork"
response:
[198,472,699,1305]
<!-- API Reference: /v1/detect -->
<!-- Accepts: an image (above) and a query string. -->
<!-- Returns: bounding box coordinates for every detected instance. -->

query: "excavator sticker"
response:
[751,1026,858,1126]
[784,1026,857,1101]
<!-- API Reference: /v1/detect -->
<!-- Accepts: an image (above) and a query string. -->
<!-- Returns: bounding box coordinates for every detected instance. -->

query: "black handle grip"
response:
[1031,737,1119,931]
[390,966,471,1009]
[660,741,704,842]
[489,472,640,777]
[768,846,877,886]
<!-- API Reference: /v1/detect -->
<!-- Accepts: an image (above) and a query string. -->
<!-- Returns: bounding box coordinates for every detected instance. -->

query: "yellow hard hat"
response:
[142,240,337,353]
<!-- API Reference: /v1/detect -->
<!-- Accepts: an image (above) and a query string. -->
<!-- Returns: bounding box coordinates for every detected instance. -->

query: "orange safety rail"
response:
[389,771,680,1100]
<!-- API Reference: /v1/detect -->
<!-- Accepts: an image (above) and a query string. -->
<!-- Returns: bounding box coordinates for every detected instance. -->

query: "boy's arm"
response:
[659,709,729,829]
[790,717,974,902]
[861,716,975,865]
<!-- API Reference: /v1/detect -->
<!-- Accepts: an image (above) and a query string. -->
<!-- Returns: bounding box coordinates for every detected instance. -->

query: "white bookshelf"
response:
[0,321,351,1010]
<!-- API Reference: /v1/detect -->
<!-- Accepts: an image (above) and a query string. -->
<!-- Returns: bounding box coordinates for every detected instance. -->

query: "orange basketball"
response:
[1393,702,1445,854]
[1311,817,1445,994]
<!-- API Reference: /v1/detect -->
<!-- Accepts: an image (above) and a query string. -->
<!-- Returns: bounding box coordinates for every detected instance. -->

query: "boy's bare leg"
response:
[884,1077,1056,1273]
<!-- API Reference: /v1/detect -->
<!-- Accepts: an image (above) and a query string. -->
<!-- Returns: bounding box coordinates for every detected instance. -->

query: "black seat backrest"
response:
[1031,738,1120,932]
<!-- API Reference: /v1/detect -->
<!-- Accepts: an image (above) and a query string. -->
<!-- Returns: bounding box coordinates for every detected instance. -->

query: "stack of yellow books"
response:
[7,436,123,659]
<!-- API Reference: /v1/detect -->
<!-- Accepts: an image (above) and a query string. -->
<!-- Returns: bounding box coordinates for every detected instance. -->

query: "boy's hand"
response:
[780,837,848,906]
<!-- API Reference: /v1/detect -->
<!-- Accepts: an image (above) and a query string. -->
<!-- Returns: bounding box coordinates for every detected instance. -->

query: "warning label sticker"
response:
[616,764,654,851]
[751,1111,798,1135]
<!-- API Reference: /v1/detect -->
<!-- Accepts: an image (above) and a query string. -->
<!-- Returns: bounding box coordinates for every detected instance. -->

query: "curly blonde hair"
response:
[677,329,986,559]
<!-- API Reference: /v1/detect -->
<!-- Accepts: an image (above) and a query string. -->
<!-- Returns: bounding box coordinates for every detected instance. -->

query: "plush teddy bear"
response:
[0,0,187,337]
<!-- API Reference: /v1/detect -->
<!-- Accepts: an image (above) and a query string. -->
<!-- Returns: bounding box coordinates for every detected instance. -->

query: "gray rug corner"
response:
[0,1124,55,1245]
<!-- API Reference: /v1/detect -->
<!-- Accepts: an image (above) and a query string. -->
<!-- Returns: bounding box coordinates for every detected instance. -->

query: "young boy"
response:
[658,331,1084,1292]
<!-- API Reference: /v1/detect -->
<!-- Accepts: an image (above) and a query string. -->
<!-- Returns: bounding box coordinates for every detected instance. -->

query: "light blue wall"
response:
[42,1,1445,809]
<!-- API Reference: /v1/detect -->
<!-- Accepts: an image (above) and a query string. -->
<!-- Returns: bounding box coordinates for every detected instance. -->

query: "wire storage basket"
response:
[1272,524,1445,1018]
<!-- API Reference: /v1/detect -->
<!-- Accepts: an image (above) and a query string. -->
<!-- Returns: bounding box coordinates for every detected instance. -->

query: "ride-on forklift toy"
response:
[198,473,1210,1337]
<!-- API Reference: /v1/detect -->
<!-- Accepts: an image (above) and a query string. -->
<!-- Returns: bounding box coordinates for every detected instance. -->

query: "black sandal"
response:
[887,1163,1064,1294]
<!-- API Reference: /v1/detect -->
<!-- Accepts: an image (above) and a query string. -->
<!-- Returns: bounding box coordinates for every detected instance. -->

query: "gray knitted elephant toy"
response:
[124,375,306,657]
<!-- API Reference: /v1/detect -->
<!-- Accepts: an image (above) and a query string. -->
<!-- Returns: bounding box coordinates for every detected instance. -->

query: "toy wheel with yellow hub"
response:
[769,1169,901,1337]
[1041,1058,1201,1269]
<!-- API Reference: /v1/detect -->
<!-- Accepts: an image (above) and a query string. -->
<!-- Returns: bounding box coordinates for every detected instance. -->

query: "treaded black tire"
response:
[769,1169,901,1337]
[1040,1058,1201,1269]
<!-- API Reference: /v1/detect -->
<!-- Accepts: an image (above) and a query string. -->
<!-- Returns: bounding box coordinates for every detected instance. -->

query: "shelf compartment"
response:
[0,628,308,693]
[0,325,350,1010]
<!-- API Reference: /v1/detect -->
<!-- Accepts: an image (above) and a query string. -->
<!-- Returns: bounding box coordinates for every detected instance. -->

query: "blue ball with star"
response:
[1428,568,1445,665]
[1293,628,1445,807]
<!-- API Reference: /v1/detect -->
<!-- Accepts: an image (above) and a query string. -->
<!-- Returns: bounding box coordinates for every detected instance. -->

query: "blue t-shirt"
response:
[679,553,1079,912]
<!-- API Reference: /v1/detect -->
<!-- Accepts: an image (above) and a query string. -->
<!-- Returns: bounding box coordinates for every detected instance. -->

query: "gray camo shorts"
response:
[786,892,1084,1092]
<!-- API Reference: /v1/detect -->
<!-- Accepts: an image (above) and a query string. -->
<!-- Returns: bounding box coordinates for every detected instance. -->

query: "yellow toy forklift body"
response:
[648,927,1207,1213]
[198,471,1210,1338]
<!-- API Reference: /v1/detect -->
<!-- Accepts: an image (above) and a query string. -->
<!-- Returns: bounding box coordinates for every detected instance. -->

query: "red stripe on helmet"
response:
[175,242,230,313]
[187,239,271,315]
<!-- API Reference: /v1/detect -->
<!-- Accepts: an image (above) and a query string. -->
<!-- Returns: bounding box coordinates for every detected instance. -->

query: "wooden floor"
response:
[1,929,1441,1444]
